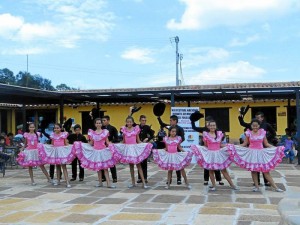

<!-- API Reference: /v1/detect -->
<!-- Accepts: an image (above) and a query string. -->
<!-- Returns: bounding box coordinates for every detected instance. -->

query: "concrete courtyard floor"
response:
[0,160,299,225]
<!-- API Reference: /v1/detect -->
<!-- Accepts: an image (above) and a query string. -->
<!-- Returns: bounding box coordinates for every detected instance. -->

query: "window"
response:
[15,109,57,133]
[81,110,105,134]
[286,106,296,130]
[251,106,277,131]
[205,108,230,132]
[0,110,8,133]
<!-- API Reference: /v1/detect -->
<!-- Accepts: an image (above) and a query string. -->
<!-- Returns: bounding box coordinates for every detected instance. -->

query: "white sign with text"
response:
[171,107,199,163]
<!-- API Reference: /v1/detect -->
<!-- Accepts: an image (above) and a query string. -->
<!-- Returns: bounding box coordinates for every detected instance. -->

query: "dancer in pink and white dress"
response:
[152,126,193,189]
[17,123,51,185]
[74,118,116,188]
[111,116,152,189]
[229,119,284,192]
[38,123,74,188]
[191,120,239,191]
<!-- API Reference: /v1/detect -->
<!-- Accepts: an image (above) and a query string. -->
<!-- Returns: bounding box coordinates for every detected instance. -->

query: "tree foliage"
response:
[0,68,15,85]
[56,83,78,91]
[0,68,77,91]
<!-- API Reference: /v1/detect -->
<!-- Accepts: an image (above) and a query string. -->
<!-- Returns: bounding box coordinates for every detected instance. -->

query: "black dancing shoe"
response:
[102,178,106,182]
[204,181,209,186]
[113,179,118,183]
[264,182,271,187]
[79,178,84,182]
[70,178,76,181]
[177,180,182,185]
[137,179,142,184]
[219,181,224,186]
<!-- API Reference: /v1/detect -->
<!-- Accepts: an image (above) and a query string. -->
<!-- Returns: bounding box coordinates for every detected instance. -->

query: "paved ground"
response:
[0,159,299,225]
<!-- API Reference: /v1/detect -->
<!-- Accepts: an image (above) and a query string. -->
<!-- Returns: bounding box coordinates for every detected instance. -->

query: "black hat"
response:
[239,105,250,117]
[189,111,204,122]
[63,118,73,132]
[153,103,166,117]
[131,105,142,115]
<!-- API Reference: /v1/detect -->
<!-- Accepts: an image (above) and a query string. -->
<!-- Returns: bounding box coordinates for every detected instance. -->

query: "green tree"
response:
[15,71,55,90]
[1,68,75,91]
[0,68,15,84]
[43,78,56,91]
[56,83,79,91]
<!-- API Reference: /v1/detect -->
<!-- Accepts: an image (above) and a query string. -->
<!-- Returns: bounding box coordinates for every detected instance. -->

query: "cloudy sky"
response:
[0,0,300,89]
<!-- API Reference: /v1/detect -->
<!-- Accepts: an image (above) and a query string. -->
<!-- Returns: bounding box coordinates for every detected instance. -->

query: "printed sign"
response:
[171,107,200,163]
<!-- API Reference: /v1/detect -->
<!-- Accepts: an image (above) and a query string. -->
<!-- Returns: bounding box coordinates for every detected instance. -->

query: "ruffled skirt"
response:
[228,145,285,172]
[17,149,44,167]
[73,142,116,171]
[111,143,152,164]
[38,144,76,165]
[152,149,193,170]
[190,144,233,170]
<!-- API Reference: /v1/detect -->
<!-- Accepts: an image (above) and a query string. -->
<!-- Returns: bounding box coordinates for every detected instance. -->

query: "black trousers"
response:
[138,158,148,180]
[71,157,84,179]
[176,170,181,181]
[175,148,182,181]
[257,172,268,184]
[204,169,222,182]
[101,166,117,180]
[49,164,62,179]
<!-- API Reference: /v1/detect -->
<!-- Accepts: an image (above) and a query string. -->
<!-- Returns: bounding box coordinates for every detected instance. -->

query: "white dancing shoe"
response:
[186,184,192,190]
[66,184,71,188]
[108,185,116,189]
[53,180,60,186]
[165,186,170,189]
[31,182,36,186]
[143,185,149,189]
[252,187,259,192]
[231,185,240,190]
[95,183,103,187]
[273,188,284,192]
[209,186,216,191]
[128,184,136,188]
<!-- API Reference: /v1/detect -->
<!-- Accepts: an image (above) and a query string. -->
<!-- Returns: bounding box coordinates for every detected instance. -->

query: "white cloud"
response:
[186,61,266,84]
[0,0,115,54]
[18,22,58,42]
[167,0,300,30]
[1,47,46,55]
[0,14,23,38]
[183,47,230,68]
[121,47,155,64]
[229,34,261,47]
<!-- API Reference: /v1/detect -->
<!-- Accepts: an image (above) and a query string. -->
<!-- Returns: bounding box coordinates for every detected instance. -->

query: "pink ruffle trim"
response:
[152,150,193,171]
[16,151,44,167]
[110,143,152,164]
[190,144,232,170]
[37,143,76,165]
[73,142,116,171]
[228,145,285,172]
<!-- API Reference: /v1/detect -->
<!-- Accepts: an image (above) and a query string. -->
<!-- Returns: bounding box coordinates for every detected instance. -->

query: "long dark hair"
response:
[53,123,62,133]
[208,120,218,140]
[251,118,261,126]
[126,116,135,123]
[27,123,39,140]
[94,118,102,131]
[168,126,178,137]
